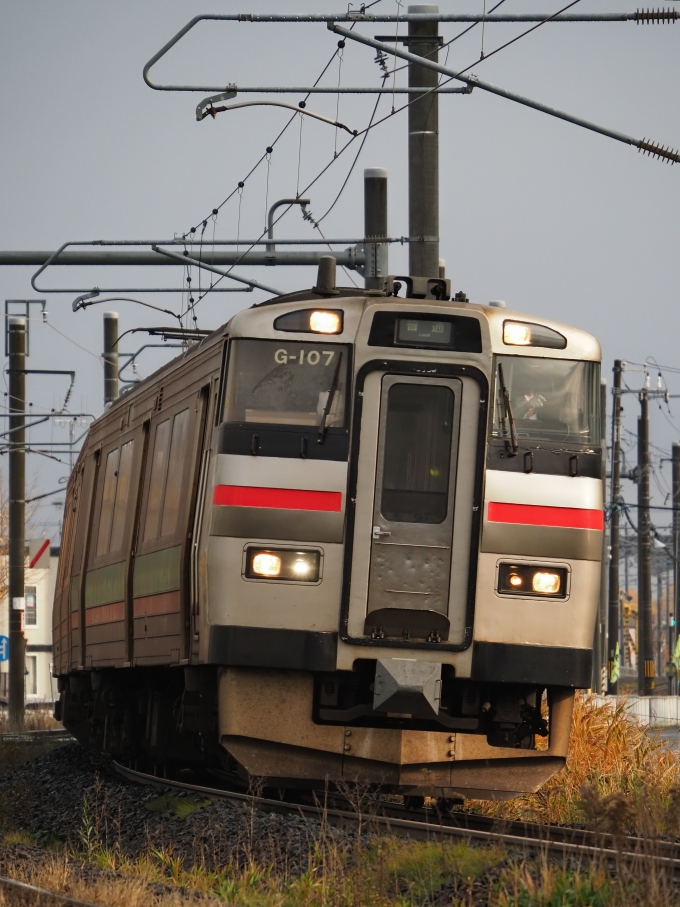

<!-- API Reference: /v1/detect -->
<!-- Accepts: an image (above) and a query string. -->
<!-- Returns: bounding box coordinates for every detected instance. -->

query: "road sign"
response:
[0,636,8,662]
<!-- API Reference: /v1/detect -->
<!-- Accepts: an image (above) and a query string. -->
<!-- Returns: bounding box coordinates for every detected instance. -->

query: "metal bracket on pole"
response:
[118,343,184,388]
[142,12,670,94]
[5,369,76,412]
[29,241,248,296]
[329,23,680,164]
[6,239,372,298]
[267,199,310,256]
[4,300,46,357]
[151,245,284,296]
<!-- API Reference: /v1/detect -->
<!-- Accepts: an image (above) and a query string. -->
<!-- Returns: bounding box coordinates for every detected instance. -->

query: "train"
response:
[53,258,603,801]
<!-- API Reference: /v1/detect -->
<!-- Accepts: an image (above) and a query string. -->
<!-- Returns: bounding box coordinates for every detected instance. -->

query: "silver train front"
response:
[54,288,602,800]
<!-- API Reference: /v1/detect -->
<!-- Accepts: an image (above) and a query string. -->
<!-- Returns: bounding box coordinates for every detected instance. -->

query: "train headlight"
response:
[251,553,282,577]
[532,571,562,595]
[310,310,342,334]
[245,547,321,582]
[498,563,568,598]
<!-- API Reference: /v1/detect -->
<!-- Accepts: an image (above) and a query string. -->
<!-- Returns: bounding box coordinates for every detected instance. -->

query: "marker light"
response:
[309,310,342,334]
[503,321,532,346]
[502,320,567,349]
[245,547,322,582]
[532,571,561,595]
[274,308,344,334]
[251,553,282,577]
[498,563,568,598]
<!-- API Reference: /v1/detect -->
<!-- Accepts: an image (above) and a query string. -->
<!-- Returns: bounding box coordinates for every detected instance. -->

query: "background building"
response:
[0,541,59,704]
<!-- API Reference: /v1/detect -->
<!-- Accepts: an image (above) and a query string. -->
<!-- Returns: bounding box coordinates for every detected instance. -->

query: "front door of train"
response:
[365,375,462,642]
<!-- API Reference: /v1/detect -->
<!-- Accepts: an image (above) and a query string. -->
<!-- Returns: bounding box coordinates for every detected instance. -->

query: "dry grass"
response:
[470,693,680,833]
[0,707,65,778]
[0,707,61,733]
[0,856,189,907]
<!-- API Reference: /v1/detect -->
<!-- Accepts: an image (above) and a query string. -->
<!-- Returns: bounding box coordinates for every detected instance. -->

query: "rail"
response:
[0,876,100,907]
[113,761,680,873]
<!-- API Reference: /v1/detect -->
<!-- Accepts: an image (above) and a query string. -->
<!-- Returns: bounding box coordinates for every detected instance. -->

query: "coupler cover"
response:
[373,658,442,718]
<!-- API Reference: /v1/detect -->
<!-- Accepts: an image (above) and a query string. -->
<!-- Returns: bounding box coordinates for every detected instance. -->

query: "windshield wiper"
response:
[497,362,519,457]
[318,352,343,445]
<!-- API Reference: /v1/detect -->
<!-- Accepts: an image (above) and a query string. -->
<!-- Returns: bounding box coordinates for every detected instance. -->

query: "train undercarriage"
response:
[57,663,575,800]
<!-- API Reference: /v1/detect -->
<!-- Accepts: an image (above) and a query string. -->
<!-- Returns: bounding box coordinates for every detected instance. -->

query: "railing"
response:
[591,694,680,727]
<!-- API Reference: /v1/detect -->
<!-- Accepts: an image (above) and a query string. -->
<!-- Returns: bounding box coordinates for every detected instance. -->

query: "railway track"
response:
[114,762,680,874]
[0,729,73,745]
[0,875,98,907]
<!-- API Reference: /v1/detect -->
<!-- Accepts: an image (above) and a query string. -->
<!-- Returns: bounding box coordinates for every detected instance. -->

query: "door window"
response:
[143,409,191,542]
[95,440,135,558]
[381,383,454,524]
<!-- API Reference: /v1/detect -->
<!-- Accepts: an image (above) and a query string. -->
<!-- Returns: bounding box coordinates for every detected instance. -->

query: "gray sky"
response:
[1,0,679,543]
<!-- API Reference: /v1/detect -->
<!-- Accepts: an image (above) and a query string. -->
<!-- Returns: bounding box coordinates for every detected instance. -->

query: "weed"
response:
[494,860,611,907]
[145,793,211,819]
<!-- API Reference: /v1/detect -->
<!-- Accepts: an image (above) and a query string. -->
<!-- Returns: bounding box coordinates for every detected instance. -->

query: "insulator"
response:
[638,138,680,164]
[635,8,678,23]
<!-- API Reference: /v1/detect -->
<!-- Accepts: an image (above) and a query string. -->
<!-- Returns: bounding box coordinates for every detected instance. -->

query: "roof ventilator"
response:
[312,256,340,296]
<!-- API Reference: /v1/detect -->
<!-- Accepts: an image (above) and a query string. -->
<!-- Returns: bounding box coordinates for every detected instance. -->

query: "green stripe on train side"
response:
[70,574,81,612]
[84,562,126,609]
[133,546,182,598]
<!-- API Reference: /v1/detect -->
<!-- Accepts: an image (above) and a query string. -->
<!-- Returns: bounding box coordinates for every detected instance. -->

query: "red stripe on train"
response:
[213,485,342,512]
[487,501,604,531]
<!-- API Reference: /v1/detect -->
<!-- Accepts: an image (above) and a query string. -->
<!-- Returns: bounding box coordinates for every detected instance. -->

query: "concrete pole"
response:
[638,392,655,694]
[363,168,389,290]
[408,5,439,278]
[103,312,119,406]
[657,568,663,678]
[608,360,623,693]
[593,379,608,692]
[7,316,26,731]
[672,441,680,693]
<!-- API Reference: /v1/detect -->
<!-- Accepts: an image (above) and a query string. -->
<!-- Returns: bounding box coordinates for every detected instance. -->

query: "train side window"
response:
[96,448,120,557]
[143,409,191,542]
[143,419,172,541]
[161,409,190,537]
[109,440,135,553]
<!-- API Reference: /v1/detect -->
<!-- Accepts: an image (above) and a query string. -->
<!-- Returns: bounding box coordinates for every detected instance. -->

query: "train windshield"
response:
[223,339,350,427]
[492,356,600,444]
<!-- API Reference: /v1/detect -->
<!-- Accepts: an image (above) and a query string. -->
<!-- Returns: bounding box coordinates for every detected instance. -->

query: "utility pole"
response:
[657,568,663,678]
[7,316,26,731]
[608,360,623,693]
[408,5,439,278]
[363,169,389,291]
[673,441,680,693]
[103,311,119,406]
[593,379,608,692]
[638,389,655,694]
